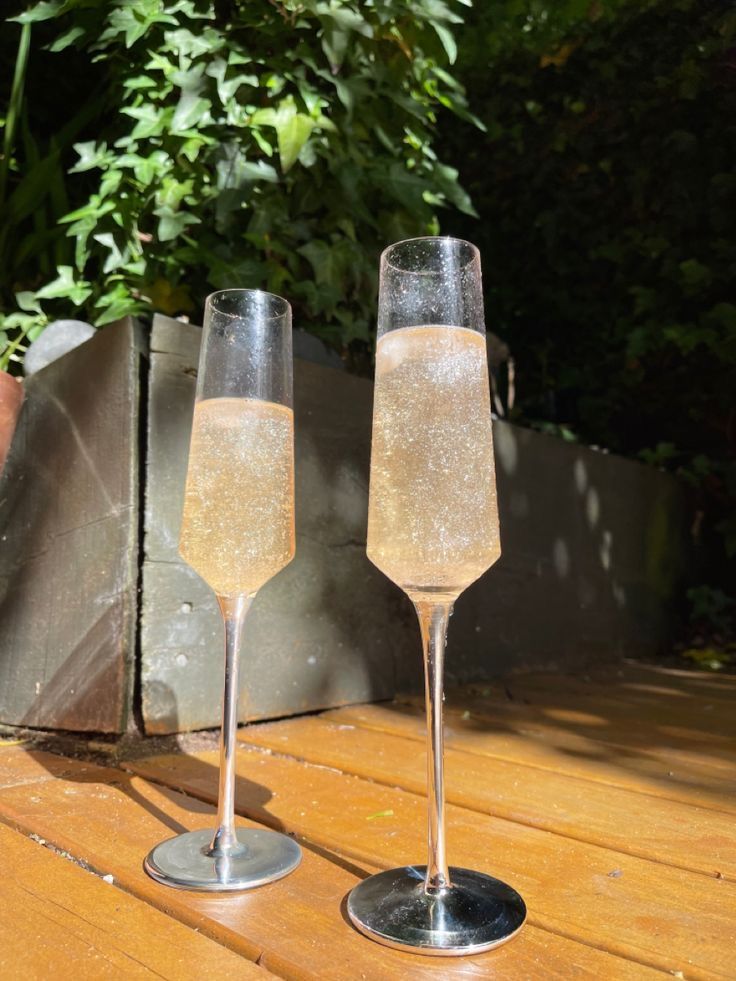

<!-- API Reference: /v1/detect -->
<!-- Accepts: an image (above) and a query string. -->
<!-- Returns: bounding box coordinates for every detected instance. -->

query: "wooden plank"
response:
[511,659,736,703]
[238,716,736,882]
[0,748,665,980]
[325,702,736,814]
[129,743,733,979]
[397,687,736,771]
[0,742,99,790]
[0,822,267,980]
[492,671,736,729]
[0,319,141,732]
[140,315,413,733]
[453,680,736,743]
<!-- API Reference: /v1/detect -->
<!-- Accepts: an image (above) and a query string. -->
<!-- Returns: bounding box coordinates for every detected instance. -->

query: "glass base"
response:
[347,865,526,956]
[144,828,301,892]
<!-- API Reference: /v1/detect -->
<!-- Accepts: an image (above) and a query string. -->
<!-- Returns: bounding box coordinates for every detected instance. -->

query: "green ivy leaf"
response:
[70,141,110,173]
[9,1,63,24]
[101,4,178,48]
[48,25,86,51]
[155,208,200,242]
[92,232,129,274]
[252,97,316,173]
[299,240,338,286]
[35,266,92,306]
[433,163,477,216]
[173,94,211,132]
[15,291,42,314]
[93,281,143,327]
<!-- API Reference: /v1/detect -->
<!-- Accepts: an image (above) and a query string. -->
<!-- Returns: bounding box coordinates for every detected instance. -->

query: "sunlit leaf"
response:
[253,97,316,173]
[156,208,200,242]
[433,22,457,64]
[35,266,92,305]
[9,2,63,24]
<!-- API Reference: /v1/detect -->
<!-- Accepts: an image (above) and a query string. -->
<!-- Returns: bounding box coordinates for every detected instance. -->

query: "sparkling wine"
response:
[179,397,294,597]
[367,325,500,600]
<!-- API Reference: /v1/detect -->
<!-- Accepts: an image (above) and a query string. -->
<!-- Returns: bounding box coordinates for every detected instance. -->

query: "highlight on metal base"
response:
[347,865,526,955]
[144,827,301,892]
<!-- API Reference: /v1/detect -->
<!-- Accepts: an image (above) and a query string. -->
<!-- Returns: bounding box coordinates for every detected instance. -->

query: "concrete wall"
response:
[0,316,692,733]
[450,420,690,682]
[141,316,693,733]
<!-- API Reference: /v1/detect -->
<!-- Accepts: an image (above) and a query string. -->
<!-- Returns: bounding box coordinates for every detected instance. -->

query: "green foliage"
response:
[442,0,736,573]
[1,0,476,369]
[0,20,46,370]
[0,13,109,369]
[681,645,733,671]
[687,585,734,635]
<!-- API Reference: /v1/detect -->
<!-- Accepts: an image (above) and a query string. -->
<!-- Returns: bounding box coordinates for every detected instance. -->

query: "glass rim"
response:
[381,236,481,273]
[205,287,291,322]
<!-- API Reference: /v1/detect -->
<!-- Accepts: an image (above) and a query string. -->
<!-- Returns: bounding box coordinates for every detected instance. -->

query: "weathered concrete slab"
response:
[0,319,141,732]
[141,316,693,733]
[141,316,413,733]
[0,312,694,734]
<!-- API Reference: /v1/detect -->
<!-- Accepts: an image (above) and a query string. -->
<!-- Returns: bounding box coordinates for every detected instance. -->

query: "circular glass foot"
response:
[347,866,526,956]
[144,828,301,892]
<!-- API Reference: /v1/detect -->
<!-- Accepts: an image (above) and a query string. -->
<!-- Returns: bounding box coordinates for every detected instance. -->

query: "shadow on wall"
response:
[449,419,691,683]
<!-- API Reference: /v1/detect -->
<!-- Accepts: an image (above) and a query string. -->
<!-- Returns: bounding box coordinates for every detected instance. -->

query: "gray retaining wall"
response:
[0,317,693,733]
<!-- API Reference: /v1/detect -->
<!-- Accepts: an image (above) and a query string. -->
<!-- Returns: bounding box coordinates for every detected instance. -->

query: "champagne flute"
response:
[347,238,526,953]
[144,289,301,891]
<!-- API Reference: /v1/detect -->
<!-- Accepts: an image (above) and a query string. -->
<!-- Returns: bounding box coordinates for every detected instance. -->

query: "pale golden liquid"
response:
[179,398,295,597]
[367,325,500,600]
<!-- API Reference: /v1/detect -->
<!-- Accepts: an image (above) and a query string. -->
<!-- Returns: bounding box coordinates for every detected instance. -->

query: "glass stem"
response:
[415,599,453,893]
[209,593,252,857]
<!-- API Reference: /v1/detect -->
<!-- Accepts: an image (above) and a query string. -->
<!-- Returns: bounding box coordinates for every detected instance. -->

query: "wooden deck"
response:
[0,660,734,979]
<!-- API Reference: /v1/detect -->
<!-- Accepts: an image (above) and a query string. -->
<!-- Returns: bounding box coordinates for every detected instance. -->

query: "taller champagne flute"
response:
[347,238,526,954]
[144,289,301,891]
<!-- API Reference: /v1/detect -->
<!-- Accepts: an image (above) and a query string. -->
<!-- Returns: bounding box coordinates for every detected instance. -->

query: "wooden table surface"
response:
[0,660,734,979]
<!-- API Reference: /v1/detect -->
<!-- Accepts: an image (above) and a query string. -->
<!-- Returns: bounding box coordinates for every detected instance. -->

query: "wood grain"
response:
[487,670,736,732]
[396,685,736,771]
[130,742,735,979]
[0,742,99,790]
[512,658,736,700]
[324,702,736,814]
[0,822,267,979]
[238,715,736,882]
[0,746,664,980]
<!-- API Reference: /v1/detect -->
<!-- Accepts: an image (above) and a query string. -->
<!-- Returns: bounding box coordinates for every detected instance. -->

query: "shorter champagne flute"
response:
[144,288,301,891]
[347,237,526,954]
